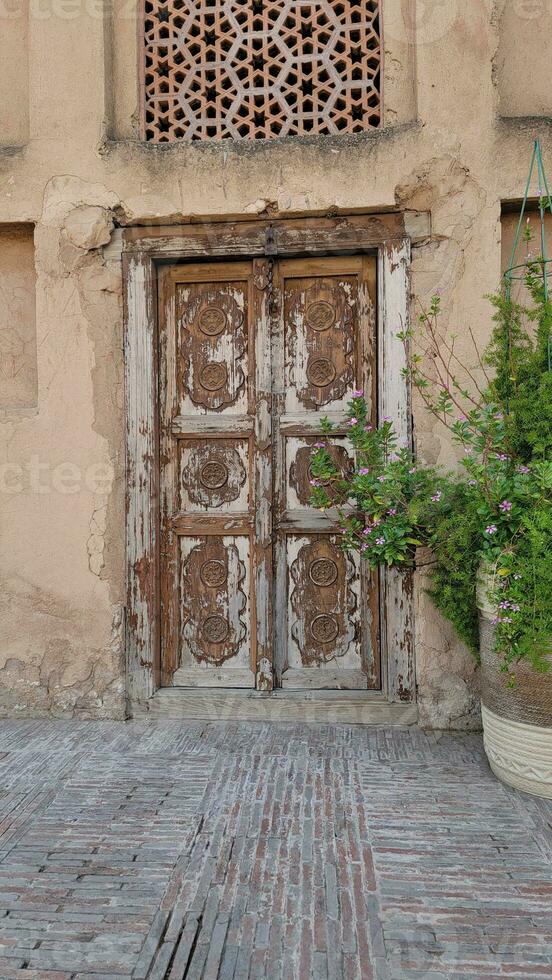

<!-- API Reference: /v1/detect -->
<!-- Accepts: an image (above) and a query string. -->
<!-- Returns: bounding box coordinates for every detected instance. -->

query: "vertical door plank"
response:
[271,260,288,688]
[159,270,179,685]
[379,239,415,703]
[360,256,381,689]
[124,251,159,701]
[252,260,274,690]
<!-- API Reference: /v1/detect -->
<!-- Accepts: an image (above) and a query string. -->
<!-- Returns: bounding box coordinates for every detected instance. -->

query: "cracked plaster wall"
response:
[0,0,550,725]
[0,179,125,718]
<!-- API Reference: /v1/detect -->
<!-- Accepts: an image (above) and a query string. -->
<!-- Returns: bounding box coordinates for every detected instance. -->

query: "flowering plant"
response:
[310,262,552,680]
[398,278,552,677]
[309,393,440,568]
[425,399,552,672]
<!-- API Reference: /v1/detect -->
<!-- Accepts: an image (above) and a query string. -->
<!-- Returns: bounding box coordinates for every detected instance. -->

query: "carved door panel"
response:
[159,255,379,691]
[159,261,271,688]
[273,257,380,689]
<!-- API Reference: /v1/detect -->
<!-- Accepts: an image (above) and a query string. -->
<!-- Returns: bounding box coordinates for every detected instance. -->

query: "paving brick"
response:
[0,721,550,978]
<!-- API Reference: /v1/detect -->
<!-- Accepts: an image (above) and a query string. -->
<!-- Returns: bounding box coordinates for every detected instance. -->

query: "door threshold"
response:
[130,688,418,725]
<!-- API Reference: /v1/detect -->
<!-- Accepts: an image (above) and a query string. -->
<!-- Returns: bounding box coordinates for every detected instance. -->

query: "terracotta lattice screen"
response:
[141,0,382,142]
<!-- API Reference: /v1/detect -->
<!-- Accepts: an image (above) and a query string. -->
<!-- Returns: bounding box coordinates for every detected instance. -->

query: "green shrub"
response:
[310,263,552,679]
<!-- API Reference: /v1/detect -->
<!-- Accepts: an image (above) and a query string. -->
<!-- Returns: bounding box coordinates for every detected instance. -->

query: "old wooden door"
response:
[159,255,379,690]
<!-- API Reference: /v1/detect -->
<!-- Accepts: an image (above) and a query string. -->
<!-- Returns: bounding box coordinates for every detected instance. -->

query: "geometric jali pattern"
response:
[142,0,381,141]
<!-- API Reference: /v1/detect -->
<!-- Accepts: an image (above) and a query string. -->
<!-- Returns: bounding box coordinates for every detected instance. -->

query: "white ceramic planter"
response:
[477,569,552,799]
[481,703,552,798]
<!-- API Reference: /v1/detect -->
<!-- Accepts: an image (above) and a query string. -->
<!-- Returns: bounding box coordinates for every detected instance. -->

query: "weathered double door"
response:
[159,256,379,691]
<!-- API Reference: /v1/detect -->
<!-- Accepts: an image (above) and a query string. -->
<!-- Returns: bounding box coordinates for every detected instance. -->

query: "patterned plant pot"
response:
[477,569,552,798]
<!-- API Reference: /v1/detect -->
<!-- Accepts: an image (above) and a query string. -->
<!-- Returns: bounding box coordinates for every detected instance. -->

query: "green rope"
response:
[537,147,548,302]
[506,141,537,301]
[505,139,552,372]
[536,142,552,369]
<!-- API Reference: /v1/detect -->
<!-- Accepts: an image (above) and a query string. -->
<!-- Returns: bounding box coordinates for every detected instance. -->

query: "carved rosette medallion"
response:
[182,540,248,667]
[201,615,230,644]
[290,538,357,665]
[199,361,228,391]
[285,277,358,409]
[200,460,229,490]
[179,282,247,411]
[310,614,339,644]
[309,558,338,588]
[200,559,227,588]
[306,357,336,388]
[305,300,336,332]
[197,305,227,337]
[290,443,353,507]
[181,442,247,509]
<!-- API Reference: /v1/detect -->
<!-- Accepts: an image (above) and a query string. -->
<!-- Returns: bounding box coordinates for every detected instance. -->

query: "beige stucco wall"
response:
[0,0,550,724]
[0,225,37,410]
[496,0,552,118]
[0,2,29,147]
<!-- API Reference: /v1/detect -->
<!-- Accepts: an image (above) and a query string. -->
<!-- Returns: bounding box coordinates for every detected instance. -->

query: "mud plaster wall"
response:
[0,226,37,410]
[0,0,550,724]
[496,0,552,118]
[0,184,125,718]
[0,3,29,148]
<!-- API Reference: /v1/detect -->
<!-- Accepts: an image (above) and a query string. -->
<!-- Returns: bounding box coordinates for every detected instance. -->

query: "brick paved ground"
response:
[0,721,550,979]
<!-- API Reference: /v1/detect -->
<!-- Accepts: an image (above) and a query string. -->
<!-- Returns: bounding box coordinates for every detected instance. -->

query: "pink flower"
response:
[409,468,416,475]
[499,500,512,512]
[348,417,358,427]
[517,465,530,475]
[361,543,369,552]
[485,524,498,535]
[352,390,364,398]
[313,441,325,448]
[382,416,391,423]
[363,528,372,536]
[387,508,397,516]
[365,424,373,432]
[377,475,386,482]
[431,491,442,503]
[358,467,370,476]
[496,453,509,462]
[375,537,385,546]
[309,479,320,487]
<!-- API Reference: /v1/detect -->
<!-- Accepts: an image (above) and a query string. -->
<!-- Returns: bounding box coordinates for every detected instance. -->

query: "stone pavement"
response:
[0,721,550,980]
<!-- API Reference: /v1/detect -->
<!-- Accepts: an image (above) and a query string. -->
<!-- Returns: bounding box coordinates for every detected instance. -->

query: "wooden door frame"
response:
[123,213,420,708]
